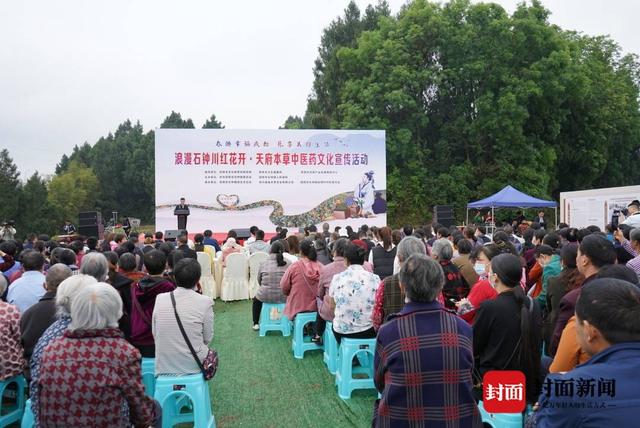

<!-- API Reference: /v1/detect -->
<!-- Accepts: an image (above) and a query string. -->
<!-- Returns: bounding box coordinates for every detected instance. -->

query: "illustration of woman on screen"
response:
[353,171,375,217]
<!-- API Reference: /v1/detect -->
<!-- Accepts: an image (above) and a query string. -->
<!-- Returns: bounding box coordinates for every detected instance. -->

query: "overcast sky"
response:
[1,0,638,178]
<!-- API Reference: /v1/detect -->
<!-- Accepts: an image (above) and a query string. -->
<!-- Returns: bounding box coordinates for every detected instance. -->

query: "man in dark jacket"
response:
[176,235,197,259]
[20,264,72,363]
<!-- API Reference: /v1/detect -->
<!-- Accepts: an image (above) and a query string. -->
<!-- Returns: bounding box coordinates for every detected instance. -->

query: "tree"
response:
[17,173,57,236]
[0,149,20,224]
[47,161,98,225]
[202,114,224,129]
[304,0,640,225]
[280,115,305,129]
[160,111,195,128]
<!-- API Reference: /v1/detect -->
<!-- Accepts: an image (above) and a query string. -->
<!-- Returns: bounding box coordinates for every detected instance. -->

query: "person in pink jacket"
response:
[281,240,321,321]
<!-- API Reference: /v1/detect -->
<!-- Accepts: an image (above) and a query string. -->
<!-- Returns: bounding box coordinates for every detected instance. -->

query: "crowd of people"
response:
[2,206,640,426]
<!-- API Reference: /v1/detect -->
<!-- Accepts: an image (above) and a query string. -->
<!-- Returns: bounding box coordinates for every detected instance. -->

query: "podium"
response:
[174,208,190,230]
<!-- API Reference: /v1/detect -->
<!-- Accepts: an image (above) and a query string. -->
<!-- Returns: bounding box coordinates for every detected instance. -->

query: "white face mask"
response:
[474,262,486,275]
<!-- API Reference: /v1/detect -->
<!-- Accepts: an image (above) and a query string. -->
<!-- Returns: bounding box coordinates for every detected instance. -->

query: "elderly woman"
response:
[221,237,242,266]
[0,275,24,381]
[431,238,470,309]
[251,241,290,330]
[329,243,381,344]
[29,274,97,427]
[38,283,160,427]
[374,254,480,427]
[153,258,215,375]
[281,239,321,321]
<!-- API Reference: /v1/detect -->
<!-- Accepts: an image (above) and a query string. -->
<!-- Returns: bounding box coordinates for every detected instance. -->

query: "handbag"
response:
[170,292,218,380]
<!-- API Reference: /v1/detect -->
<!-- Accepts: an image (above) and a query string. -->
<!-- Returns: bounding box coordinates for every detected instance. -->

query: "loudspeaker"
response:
[434,205,455,228]
[78,224,103,238]
[164,229,186,241]
[79,211,102,227]
[231,228,252,240]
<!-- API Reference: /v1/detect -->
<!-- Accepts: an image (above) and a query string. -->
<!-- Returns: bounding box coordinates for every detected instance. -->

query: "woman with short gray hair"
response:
[29,274,97,427]
[373,254,480,426]
[37,283,160,427]
[432,238,470,309]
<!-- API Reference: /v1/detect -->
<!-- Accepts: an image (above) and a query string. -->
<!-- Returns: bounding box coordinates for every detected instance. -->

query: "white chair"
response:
[197,251,216,299]
[220,253,249,301]
[248,252,269,299]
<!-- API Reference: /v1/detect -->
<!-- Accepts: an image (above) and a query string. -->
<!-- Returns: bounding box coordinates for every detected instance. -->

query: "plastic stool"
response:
[21,399,34,428]
[154,374,215,428]
[291,312,323,359]
[323,321,339,374]
[335,338,376,399]
[141,357,156,397]
[478,400,529,428]
[0,374,26,428]
[259,303,291,337]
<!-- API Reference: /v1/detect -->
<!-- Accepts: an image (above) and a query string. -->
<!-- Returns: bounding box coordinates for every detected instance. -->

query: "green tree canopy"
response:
[0,149,20,224]
[47,160,99,225]
[202,114,225,129]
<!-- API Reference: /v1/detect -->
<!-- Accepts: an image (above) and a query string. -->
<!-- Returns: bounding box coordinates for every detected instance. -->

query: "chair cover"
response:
[248,252,269,298]
[221,253,249,301]
[197,252,216,299]
[213,253,224,298]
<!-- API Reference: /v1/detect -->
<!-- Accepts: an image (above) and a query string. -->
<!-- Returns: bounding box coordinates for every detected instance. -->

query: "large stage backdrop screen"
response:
[155,129,387,233]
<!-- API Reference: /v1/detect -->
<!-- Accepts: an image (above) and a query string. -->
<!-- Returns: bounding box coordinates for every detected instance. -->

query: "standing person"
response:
[174,197,190,230]
[130,250,176,357]
[280,240,320,321]
[7,250,46,312]
[535,211,547,228]
[61,220,76,235]
[369,226,396,281]
[122,216,131,237]
[328,243,380,344]
[615,227,640,281]
[153,258,215,376]
[251,241,289,330]
[373,254,481,428]
[0,221,16,241]
[473,254,542,405]
[621,199,640,227]
[531,278,640,426]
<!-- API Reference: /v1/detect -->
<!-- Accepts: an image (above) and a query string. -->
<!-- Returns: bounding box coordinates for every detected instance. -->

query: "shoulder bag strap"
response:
[170,291,206,377]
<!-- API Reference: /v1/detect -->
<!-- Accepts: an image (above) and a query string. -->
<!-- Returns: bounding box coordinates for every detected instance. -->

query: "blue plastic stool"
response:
[335,338,376,399]
[291,312,323,359]
[478,400,530,428]
[154,374,215,428]
[0,374,26,428]
[21,399,34,428]
[259,303,291,337]
[141,358,156,397]
[323,321,339,374]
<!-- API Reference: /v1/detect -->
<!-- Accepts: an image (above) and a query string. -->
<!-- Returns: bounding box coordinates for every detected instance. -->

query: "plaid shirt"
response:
[622,240,640,279]
[374,301,481,428]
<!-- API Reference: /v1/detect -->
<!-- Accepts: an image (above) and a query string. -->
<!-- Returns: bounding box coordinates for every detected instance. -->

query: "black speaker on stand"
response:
[78,211,104,237]
[433,205,455,228]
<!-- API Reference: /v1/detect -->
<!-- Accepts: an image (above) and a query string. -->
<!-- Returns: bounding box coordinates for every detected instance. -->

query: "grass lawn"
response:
[210,300,377,428]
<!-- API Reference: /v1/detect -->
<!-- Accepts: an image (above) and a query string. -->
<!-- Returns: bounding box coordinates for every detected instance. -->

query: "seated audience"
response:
[313,238,349,342]
[203,229,221,252]
[131,250,176,357]
[153,258,214,376]
[37,283,160,427]
[7,250,46,312]
[432,238,470,309]
[193,233,205,252]
[453,237,479,288]
[248,230,271,255]
[473,253,542,404]
[372,236,426,330]
[119,252,145,282]
[314,238,332,265]
[20,264,72,362]
[281,239,320,321]
[329,243,381,343]
[221,237,242,266]
[0,276,24,381]
[532,278,640,425]
[177,235,197,259]
[285,235,300,257]
[251,241,289,330]
[30,274,98,426]
[373,254,480,427]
